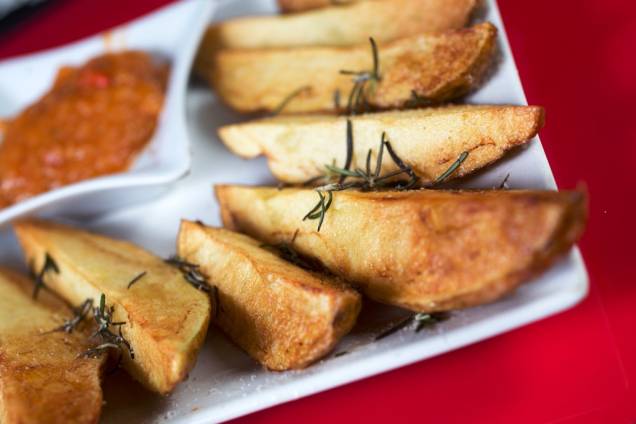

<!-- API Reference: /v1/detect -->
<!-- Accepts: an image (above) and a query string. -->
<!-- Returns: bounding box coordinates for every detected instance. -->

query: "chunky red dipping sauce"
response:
[0,51,169,208]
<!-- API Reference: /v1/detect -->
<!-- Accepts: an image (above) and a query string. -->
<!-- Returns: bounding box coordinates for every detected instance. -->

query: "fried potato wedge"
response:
[216,186,587,312]
[0,268,104,424]
[205,22,497,114]
[177,221,360,370]
[13,220,211,395]
[219,105,544,184]
[278,0,366,13]
[199,0,476,53]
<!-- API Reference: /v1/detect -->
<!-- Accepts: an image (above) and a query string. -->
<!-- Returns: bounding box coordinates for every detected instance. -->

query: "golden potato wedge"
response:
[177,221,360,370]
[219,105,544,184]
[216,185,587,312]
[13,220,211,395]
[205,22,497,114]
[278,0,365,13]
[0,268,104,424]
[199,0,476,52]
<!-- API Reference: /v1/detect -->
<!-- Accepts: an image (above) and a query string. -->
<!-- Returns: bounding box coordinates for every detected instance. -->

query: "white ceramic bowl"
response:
[0,0,217,226]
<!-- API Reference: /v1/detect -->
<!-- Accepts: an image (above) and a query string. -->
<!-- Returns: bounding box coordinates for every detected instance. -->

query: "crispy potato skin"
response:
[177,222,360,370]
[13,220,211,395]
[0,268,104,424]
[278,0,364,13]
[216,186,587,312]
[218,105,545,184]
[200,0,475,52]
[205,23,496,114]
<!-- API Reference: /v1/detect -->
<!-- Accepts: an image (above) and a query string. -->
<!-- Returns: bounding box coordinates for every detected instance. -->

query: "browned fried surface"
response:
[0,268,103,424]
[13,220,211,394]
[216,186,587,312]
[218,105,544,184]
[177,222,360,370]
[201,0,476,52]
[205,23,496,113]
[278,0,362,13]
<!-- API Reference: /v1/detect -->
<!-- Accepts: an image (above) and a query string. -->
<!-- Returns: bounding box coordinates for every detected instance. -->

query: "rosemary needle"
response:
[127,271,147,289]
[340,119,354,183]
[375,312,451,340]
[499,173,511,189]
[375,316,413,341]
[32,253,59,299]
[260,230,323,272]
[340,37,381,115]
[303,190,334,232]
[165,255,211,293]
[272,85,310,116]
[48,298,93,334]
[434,151,469,185]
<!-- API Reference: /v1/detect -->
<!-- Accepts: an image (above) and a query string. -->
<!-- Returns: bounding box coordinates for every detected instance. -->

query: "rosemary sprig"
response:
[302,130,420,231]
[32,253,59,299]
[49,298,93,334]
[375,312,451,341]
[303,119,353,188]
[261,229,324,272]
[384,138,420,189]
[272,85,311,116]
[340,119,354,183]
[302,190,333,232]
[433,151,469,185]
[165,256,211,293]
[340,37,381,115]
[165,256,222,317]
[498,173,510,189]
[126,271,147,289]
[81,294,134,360]
[318,132,418,192]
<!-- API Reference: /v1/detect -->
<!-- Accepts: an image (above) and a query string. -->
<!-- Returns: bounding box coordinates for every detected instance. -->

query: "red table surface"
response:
[0,0,633,423]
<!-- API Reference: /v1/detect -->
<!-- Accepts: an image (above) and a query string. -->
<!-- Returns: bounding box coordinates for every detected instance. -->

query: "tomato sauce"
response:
[0,51,169,208]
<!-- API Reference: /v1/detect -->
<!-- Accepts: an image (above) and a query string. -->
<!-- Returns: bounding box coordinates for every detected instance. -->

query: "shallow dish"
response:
[0,0,216,226]
[0,0,589,422]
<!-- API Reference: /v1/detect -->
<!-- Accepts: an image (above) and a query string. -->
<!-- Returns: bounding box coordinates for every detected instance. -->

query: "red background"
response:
[0,1,633,422]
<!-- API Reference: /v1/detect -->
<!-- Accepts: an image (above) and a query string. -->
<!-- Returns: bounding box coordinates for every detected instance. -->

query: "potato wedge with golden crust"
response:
[177,221,361,370]
[13,220,211,395]
[219,105,544,184]
[198,0,476,53]
[205,22,496,114]
[216,186,587,312]
[0,268,104,424]
[278,0,366,13]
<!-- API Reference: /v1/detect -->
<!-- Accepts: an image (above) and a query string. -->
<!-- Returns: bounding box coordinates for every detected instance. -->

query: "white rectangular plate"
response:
[0,0,588,423]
